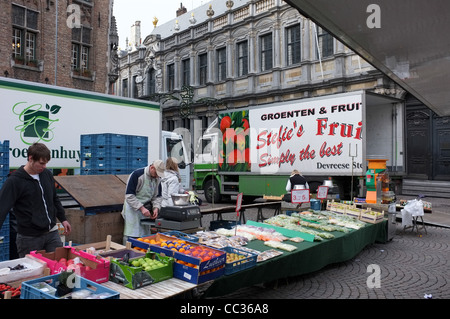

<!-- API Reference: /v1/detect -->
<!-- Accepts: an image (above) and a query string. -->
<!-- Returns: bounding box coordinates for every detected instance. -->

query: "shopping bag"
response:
[404,199,424,217]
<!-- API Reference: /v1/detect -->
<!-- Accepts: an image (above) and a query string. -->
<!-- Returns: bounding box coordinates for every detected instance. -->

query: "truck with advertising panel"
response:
[0,77,190,189]
[193,90,404,202]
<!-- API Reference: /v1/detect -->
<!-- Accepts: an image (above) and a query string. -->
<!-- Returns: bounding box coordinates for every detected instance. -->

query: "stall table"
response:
[201,219,387,298]
[102,277,198,299]
[201,201,282,223]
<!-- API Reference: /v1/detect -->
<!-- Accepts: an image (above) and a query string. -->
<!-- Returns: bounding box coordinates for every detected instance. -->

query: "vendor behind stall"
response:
[284,169,309,215]
[161,157,185,207]
[286,169,309,191]
[121,160,165,244]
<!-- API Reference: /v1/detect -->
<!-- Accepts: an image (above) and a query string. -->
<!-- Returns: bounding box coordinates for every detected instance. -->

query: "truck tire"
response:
[204,179,222,203]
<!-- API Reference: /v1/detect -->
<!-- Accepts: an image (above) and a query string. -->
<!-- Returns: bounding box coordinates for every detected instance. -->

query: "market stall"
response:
[1,199,388,300]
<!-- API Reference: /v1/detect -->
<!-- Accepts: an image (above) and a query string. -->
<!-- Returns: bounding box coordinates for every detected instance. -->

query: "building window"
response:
[11,5,39,63]
[182,59,190,87]
[237,40,248,77]
[133,75,139,98]
[260,33,273,71]
[199,53,208,85]
[122,78,128,97]
[167,63,175,91]
[167,119,175,131]
[286,24,301,65]
[217,47,226,81]
[72,26,92,73]
[147,69,156,97]
[316,26,333,59]
[182,118,190,130]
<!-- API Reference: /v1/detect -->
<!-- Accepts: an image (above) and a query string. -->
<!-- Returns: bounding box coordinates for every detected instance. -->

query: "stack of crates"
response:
[80,133,148,175]
[0,140,10,261]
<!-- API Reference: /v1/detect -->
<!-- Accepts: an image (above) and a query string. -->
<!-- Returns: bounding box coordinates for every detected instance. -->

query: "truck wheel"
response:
[204,179,221,203]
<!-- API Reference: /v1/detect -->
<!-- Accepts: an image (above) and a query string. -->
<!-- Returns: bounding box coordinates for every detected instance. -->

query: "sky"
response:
[113,0,209,49]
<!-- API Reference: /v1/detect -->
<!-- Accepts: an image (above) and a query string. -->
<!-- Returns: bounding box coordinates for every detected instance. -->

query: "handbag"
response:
[282,193,291,202]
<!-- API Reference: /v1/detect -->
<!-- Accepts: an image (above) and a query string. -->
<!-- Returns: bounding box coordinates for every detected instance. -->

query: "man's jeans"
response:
[16,230,63,257]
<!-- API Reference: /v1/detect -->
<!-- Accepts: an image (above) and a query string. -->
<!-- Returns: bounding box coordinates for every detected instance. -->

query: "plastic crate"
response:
[21,273,120,299]
[0,214,9,261]
[127,135,148,148]
[128,157,148,170]
[223,246,257,275]
[81,133,127,147]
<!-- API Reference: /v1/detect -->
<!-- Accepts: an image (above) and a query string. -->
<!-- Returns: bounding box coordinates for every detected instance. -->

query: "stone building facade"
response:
[116,0,401,135]
[0,0,118,94]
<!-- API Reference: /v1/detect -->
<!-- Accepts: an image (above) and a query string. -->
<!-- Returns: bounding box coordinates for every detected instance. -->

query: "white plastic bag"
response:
[404,199,425,217]
[401,209,412,227]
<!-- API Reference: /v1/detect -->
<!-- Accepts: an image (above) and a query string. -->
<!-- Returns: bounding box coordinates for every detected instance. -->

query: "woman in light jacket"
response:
[161,157,185,207]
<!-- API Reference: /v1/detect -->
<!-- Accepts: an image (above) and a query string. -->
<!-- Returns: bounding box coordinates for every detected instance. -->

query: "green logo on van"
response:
[12,102,61,145]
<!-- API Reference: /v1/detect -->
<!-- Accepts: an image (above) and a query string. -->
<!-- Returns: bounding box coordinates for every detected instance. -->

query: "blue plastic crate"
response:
[81,133,127,147]
[128,145,148,156]
[223,246,257,275]
[21,273,120,299]
[0,214,10,261]
[0,140,9,152]
[0,152,9,165]
[127,135,148,148]
[128,157,148,170]
[0,243,8,261]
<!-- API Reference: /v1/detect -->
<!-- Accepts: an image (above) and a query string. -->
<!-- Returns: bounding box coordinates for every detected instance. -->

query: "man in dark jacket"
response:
[0,143,71,257]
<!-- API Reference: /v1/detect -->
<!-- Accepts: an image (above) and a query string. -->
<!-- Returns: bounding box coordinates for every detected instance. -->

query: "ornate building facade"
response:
[116,0,401,134]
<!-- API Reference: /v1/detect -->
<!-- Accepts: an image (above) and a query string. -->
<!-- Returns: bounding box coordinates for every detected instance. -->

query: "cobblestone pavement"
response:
[209,225,450,299]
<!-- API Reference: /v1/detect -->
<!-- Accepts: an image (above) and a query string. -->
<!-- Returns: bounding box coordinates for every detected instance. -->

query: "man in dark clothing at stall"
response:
[0,143,71,257]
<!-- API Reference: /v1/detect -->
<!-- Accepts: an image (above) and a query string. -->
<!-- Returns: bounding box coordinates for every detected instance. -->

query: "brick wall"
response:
[0,0,112,94]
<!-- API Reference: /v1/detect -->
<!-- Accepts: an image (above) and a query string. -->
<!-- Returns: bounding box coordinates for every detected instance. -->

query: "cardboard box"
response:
[29,246,110,283]
[173,262,225,284]
[64,209,124,244]
[102,250,173,289]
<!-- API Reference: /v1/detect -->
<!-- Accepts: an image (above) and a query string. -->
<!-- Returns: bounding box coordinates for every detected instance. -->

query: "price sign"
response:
[236,192,243,214]
[291,189,310,203]
[317,186,329,199]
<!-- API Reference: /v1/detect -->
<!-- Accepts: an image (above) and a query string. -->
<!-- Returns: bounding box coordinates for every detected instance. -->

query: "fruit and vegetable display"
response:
[136,237,224,263]
[0,283,21,299]
[264,241,297,251]
[130,257,167,271]
[215,224,288,242]
[107,250,174,289]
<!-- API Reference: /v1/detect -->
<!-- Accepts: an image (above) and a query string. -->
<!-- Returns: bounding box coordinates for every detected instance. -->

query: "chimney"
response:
[176,2,187,17]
